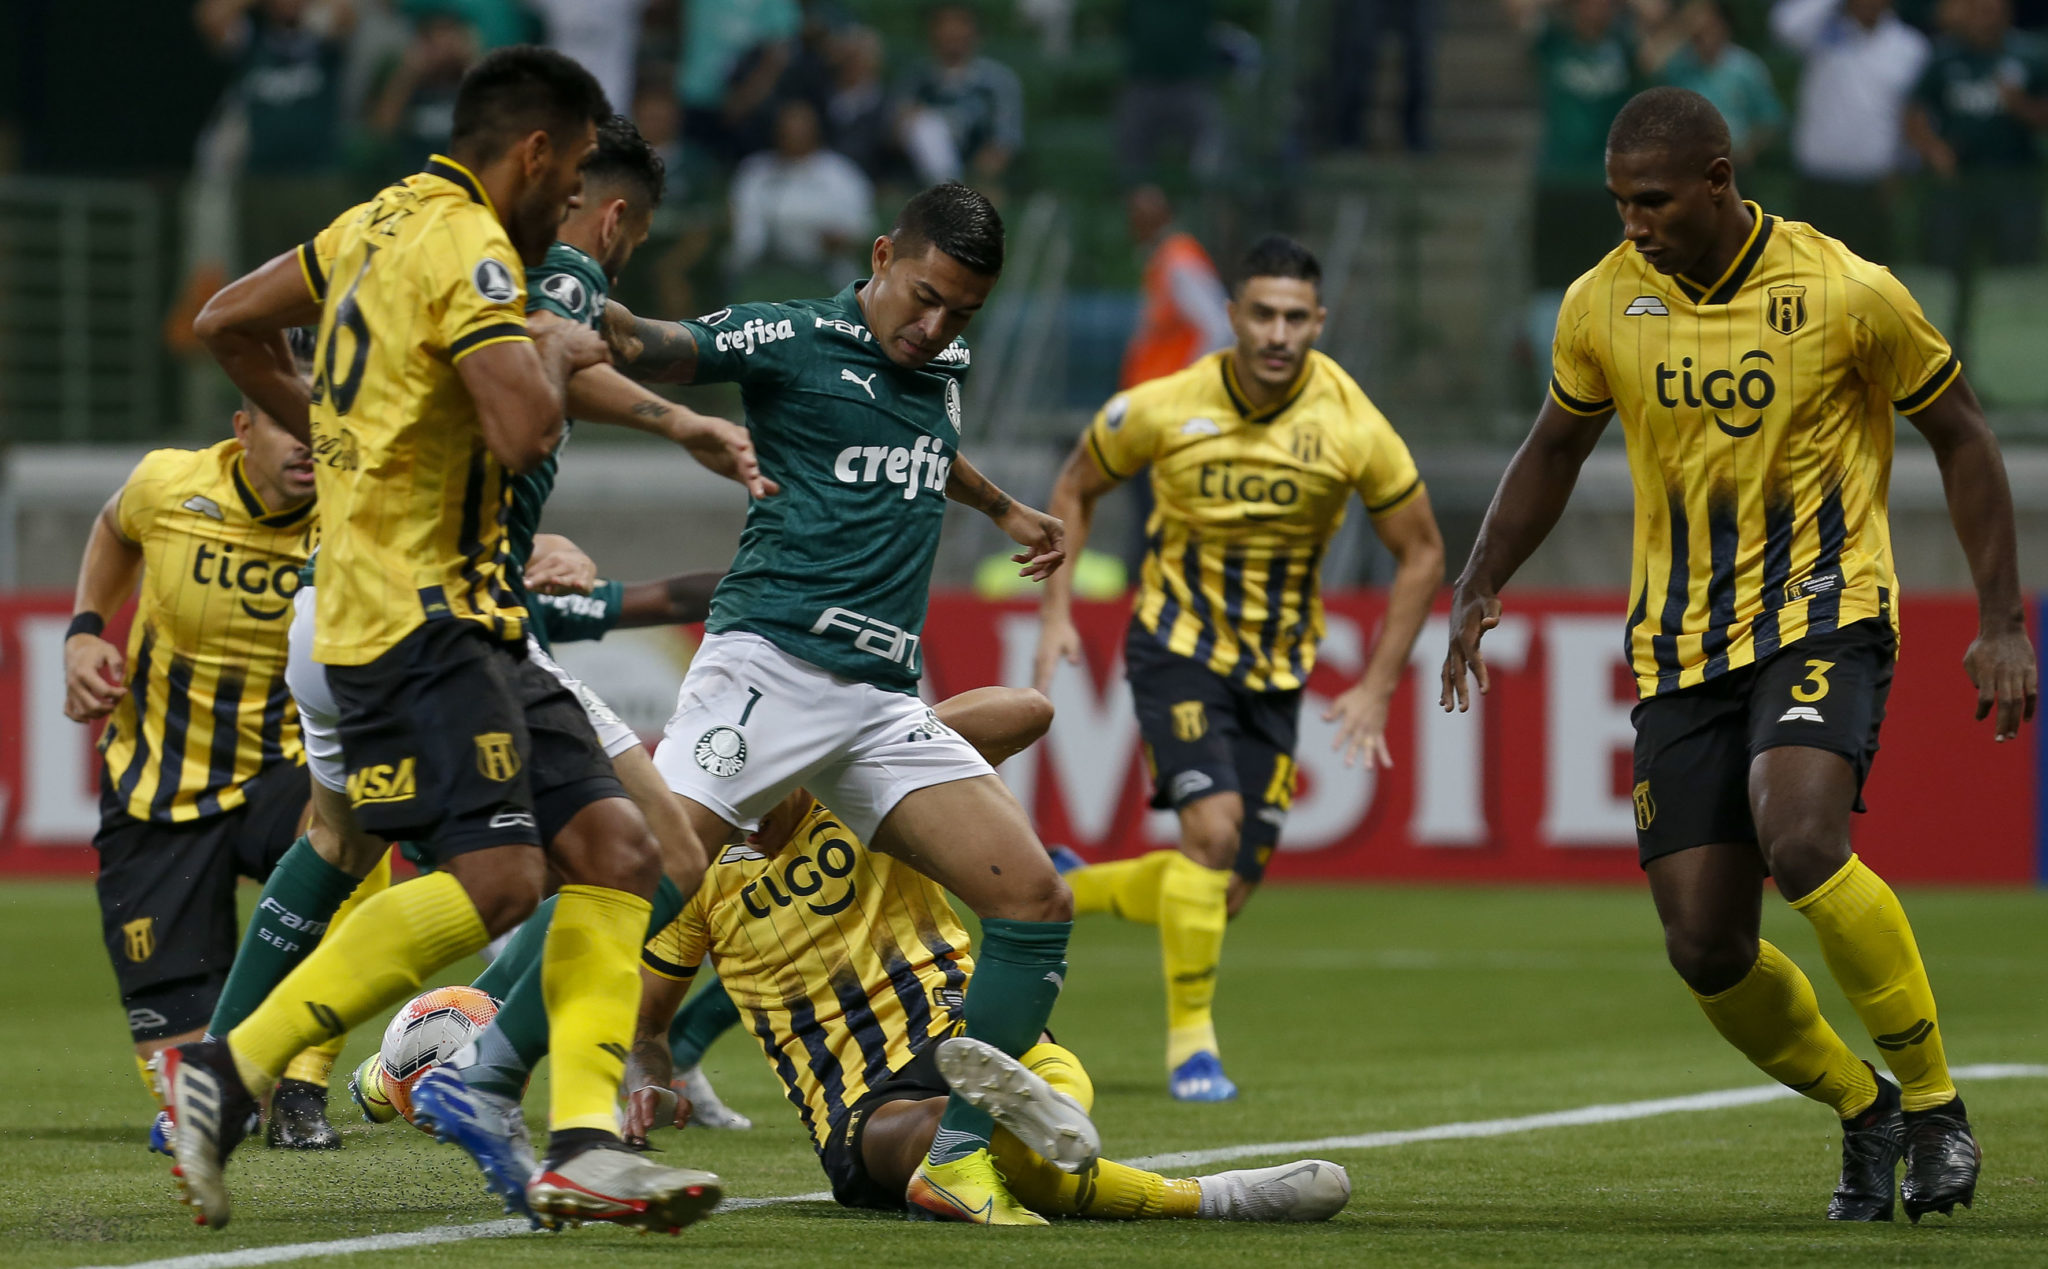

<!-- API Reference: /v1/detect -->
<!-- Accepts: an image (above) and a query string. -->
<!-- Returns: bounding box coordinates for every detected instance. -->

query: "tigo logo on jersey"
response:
[811,607,920,669]
[713,317,795,355]
[832,435,952,500]
[472,258,517,303]
[1655,350,1776,436]
[740,832,859,919]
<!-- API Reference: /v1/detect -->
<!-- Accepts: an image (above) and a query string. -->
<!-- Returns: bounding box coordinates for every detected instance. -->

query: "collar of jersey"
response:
[1220,351,1315,423]
[231,453,314,529]
[1671,202,1774,307]
[421,154,497,218]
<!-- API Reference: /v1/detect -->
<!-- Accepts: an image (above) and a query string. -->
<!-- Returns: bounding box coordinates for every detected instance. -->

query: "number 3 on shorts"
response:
[1790,658,1834,703]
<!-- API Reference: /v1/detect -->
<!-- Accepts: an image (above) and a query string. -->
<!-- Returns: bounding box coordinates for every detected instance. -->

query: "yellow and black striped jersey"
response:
[1086,349,1423,691]
[298,155,533,665]
[643,801,973,1151]
[100,440,313,822]
[1550,203,1957,697]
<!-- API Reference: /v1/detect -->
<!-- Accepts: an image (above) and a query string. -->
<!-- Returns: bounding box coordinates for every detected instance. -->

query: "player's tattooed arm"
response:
[1442,395,1610,712]
[565,366,778,497]
[1906,371,2038,739]
[948,453,1067,582]
[602,299,701,384]
[615,572,725,627]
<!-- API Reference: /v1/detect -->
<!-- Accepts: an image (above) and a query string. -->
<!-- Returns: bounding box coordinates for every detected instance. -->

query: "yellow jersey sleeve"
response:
[1548,270,1613,417]
[642,897,708,983]
[1084,389,1163,482]
[296,202,359,305]
[113,450,185,544]
[1351,401,1424,518]
[1846,263,1960,415]
[428,216,531,366]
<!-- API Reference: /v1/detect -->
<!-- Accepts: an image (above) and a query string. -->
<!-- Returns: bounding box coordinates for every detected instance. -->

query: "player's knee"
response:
[1178,796,1242,870]
[453,847,549,935]
[1033,872,1075,923]
[1757,821,1850,903]
[1663,924,1758,996]
[1225,875,1255,920]
[552,798,663,897]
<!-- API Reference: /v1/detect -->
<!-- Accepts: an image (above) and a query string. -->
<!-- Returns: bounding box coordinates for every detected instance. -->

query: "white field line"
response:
[91,1062,2048,1269]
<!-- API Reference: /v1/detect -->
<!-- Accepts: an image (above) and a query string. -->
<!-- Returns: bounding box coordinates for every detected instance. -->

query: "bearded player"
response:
[1444,88,2035,1223]
[1033,236,1444,1100]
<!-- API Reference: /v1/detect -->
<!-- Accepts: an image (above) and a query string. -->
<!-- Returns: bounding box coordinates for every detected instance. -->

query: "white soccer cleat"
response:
[678,1065,752,1130]
[1197,1158,1351,1221]
[526,1145,722,1233]
[934,1035,1100,1174]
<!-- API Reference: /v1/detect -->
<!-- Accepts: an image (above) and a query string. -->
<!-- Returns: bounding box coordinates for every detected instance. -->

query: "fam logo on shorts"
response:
[475,732,521,782]
[1171,700,1208,742]
[1633,780,1656,831]
[122,916,155,963]
[695,726,748,777]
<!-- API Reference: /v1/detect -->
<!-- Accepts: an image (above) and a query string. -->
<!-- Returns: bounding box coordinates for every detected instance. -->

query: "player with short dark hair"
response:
[598,181,1088,1224]
[1033,234,1445,1102]
[168,48,722,1234]
[1443,86,2035,1223]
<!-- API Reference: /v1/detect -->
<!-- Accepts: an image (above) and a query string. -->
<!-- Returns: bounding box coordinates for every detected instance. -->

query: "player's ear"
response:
[517,129,550,182]
[871,234,892,276]
[1705,155,1734,198]
[230,408,253,444]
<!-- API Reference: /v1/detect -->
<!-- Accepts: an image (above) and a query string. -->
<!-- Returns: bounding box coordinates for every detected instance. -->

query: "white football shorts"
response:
[526,635,642,760]
[652,631,993,842]
[286,584,347,793]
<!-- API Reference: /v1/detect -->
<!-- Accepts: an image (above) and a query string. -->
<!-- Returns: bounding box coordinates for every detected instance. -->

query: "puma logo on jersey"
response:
[182,495,224,521]
[841,368,878,398]
[1625,295,1669,316]
[1778,706,1826,724]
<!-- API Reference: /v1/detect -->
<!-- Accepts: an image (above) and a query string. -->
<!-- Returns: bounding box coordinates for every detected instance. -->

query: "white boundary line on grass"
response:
[91,1062,2048,1269]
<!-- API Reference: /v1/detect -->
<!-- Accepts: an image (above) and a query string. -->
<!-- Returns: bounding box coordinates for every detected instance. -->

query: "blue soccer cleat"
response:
[409,1067,540,1226]
[1171,1051,1239,1102]
[1047,845,1088,876]
[148,1109,173,1156]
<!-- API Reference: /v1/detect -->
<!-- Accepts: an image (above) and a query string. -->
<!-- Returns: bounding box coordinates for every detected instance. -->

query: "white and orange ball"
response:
[376,984,500,1129]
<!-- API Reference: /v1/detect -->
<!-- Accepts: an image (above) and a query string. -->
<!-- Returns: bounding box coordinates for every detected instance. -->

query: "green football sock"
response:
[668,976,741,1070]
[459,877,685,1098]
[927,917,1072,1165]
[207,837,361,1038]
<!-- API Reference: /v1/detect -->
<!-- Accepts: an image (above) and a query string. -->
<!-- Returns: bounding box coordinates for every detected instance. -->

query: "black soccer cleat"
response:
[265,1077,343,1150]
[1827,1071,1903,1222]
[1901,1094,1980,1222]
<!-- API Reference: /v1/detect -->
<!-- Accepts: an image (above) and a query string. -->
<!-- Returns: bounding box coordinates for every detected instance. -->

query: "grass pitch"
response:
[3,879,2045,1268]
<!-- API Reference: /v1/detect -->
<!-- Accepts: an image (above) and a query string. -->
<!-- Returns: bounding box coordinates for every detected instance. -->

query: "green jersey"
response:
[681,282,970,693]
[530,578,626,646]
[510,240,611,651]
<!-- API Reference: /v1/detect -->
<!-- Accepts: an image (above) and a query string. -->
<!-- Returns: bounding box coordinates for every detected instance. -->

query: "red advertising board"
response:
[0,591,2036,882]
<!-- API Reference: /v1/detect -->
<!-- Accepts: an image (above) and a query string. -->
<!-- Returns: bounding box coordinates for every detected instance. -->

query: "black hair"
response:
[891,182,1005,276]
[582,113,666,209]
[285,326,317,374]
[1606,87,1732,168]
[1235,234,1321,294]
[449,45,611,166]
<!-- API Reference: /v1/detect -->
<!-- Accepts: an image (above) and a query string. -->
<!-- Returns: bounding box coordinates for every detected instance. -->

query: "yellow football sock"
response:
[1066,849,1176,923]
[229,869,487,1098]
[281,852,393,1088]
[136,1054,166,1109]
[544,884,653,1134]
[989,1044,1202,1220]
[1692,939,1878,1118]
[1791,854,1956,1112]
[1161,852,1231,1069]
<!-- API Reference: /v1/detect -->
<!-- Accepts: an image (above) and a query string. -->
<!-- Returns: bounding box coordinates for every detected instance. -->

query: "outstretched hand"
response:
[1439,585,1502,713]
[1964,622,2038,741]
[998,503,1066,582]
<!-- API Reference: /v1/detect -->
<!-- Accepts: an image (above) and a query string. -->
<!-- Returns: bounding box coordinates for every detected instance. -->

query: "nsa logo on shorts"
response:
[695,726,748,777]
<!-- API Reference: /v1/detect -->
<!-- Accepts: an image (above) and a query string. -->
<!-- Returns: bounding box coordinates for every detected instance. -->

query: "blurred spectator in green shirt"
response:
[1646,1,1785,164]
[1906,0,2048,264]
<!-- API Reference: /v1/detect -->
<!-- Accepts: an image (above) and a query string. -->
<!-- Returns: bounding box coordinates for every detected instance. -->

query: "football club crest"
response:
[472,258,517,303]
[1171,700,1208,742]
[1633,780,1656,830]
[123,916,155,963]
[945,378,963,432]
[1766,285,1807,336]
[695,726,748,777]
[474,731,520,781]
[1291,427,1323,464]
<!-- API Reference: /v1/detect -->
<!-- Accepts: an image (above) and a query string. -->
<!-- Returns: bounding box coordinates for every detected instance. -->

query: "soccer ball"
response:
[375,984,500,1129]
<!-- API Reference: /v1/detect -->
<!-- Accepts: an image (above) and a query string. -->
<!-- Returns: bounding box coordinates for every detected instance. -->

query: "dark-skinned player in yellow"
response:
[1034,236,1444,1100]
[1442,87,2036,1224]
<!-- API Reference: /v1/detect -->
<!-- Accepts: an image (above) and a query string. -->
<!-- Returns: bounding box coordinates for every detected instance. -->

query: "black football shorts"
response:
[1124,626,1301,884]
[1630,617,1895,867]
[818,1027,960,1211]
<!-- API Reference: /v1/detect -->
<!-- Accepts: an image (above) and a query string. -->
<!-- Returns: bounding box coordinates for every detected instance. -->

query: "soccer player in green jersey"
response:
[598,183,1085,1225]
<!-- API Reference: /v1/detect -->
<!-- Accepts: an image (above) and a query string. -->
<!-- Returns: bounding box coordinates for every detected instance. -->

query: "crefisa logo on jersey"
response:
[713,316,796,355]
[472,258,517,303]
[1767,285,1807,336]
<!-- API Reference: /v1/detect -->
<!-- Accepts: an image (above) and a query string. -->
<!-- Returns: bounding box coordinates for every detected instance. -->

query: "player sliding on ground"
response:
[1033,236,1444,1100]
[1442,87,2037,1223]
[597,182,1084,1223]
[164,48,724,1234]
